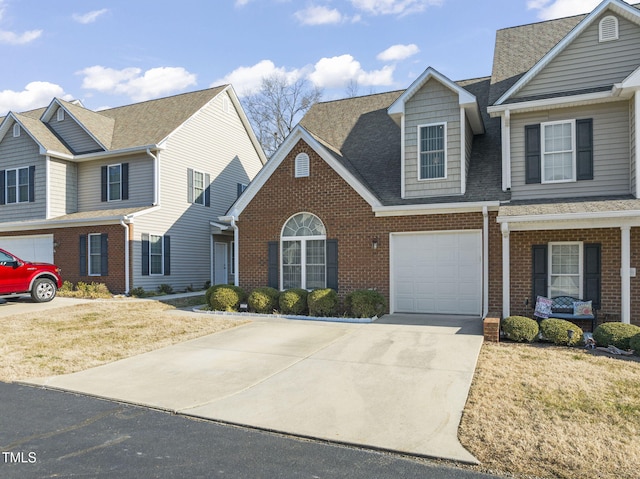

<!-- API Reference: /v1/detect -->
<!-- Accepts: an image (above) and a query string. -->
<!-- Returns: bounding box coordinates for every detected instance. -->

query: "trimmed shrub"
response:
[540,318,583,346]
[502,315,539,342]
[279,289,308,315]
[345,289,387,318]
[57,281,112,299]
[630,333,640,355]
[308,288,338,317]
[157,283,174,295]
[206,284,246,312]
[248,287,280,314]
[593,322,640,350]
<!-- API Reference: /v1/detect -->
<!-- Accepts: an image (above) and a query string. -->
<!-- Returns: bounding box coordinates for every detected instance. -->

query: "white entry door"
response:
[214,242,228,285]
[391,231,482,315]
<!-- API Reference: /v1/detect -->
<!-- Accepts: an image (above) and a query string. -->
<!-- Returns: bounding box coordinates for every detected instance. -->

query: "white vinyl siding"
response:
[48,158,77,217]
[549,242,583,298]
[404,79,461,198]
[515,14,640,100]
[510,101,630,200]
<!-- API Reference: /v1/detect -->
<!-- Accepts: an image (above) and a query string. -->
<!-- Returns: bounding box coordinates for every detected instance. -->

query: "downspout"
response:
[501,222,510,318]
[482,206,489,318]
[146,148,159,206]
[120,219,130,295]
[229,216,239,287]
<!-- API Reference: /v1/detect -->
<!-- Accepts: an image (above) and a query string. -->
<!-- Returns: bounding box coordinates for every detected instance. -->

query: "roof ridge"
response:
[315,89,405,106]
[98,85,228,113]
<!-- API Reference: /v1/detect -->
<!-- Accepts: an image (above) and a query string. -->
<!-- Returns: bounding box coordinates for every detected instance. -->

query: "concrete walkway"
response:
[26,314,484,464]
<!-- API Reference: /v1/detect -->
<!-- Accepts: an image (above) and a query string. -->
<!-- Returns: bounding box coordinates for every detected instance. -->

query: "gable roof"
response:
[0,112,73,156]
[490,0,640,106]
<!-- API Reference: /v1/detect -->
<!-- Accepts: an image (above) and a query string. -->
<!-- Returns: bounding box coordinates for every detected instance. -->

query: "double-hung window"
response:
[193,170,205,205]
[187,168,209,206]
[548,242,582,298]
[108,164,122,201]
[6,167,30,204]
[141,233,170,276]
[541,120,575,183]
[419,123,446,180]
[281,213,326,290]
[149,234,164,275]
[88,234,103,276]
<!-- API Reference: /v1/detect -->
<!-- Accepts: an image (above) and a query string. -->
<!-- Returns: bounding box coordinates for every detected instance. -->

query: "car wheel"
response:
[31,278,57,303]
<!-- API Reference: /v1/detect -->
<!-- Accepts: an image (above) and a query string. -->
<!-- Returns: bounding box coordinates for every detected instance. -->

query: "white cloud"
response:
[78,65,197,102]
[0,81,72,115]
[294,5,344,25]
[212,60,302,96]
[308,54,395,89]
[527,0,633,20]
[0,0,42,44]
[72,9,109,24]
[377,43,419,62]
[351,0,442,16]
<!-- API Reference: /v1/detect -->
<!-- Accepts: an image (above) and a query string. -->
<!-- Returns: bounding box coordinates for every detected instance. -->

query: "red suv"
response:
[0,248,63,302]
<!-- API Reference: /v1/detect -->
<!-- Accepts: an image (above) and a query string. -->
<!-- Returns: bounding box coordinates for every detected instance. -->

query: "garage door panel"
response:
[392,232,481,315]
[0,235,54,263]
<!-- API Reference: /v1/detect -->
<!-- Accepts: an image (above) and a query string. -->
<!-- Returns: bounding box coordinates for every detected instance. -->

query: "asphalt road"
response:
[0,383,506,479]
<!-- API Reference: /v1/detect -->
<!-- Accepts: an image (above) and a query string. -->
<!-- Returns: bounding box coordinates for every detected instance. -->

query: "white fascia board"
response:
[494,0,640,105]
[228,125,382,218]
[373,201,500,217]
[224,85,268,165]
[488,90,615,117]
[498,209,640,230]
[57,144,162,162]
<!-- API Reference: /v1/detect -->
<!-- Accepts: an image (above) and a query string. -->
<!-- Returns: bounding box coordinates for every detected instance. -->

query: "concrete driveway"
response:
[26,314,484,464]
[0,296,92,317]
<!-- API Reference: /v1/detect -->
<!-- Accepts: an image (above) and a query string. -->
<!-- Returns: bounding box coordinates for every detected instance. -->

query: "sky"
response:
[0,0,634,115]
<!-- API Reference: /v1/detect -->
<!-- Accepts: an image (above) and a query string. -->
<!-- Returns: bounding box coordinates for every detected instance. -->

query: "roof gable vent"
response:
[294,153,310,178]
[599,15,618,42]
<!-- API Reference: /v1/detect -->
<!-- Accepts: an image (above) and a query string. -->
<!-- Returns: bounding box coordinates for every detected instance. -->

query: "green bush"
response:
[279,288,308,315]
[345,289,387,318]
[248,287,280,314]
[308,288,338,317]
[502,315,539,342]
[157,283,174,295]
[630,333,640,355]
[540,318,583,346]
[593,322,640,350]
[206,284,246,312]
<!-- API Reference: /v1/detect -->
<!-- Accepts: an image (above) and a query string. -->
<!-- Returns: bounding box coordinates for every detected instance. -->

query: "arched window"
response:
[281,213,326,289]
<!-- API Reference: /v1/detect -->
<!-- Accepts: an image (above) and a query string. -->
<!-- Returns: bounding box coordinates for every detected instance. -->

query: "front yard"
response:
[1,299,639,479]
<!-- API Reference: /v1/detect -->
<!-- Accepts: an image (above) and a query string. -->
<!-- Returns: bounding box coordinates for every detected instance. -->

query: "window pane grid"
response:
[108,165,121,201]
[549,244,580,297]
[193,171,204,205]
[5,168,30,204]
[88,234,102,276]
[542,122,573,182]
[419,125,445,179]
[149,235,163,275]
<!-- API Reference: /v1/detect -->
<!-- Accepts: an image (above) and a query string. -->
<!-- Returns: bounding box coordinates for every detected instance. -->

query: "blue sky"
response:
[0,0,631,114]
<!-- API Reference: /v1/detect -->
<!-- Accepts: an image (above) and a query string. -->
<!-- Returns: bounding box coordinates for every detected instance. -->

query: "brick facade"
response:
[238,140,503,313]
[0,223,129,294]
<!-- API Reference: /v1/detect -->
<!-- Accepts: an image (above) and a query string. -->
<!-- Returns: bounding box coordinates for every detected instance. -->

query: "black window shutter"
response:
[0,170,5,205]
[100,234,109,276]
[101,166,107,202]
[205,173,211,207]
[532,245,548,301]
[237,183,244,198]
[584,243,601,309]
[525,124,541,184]
[163,236,171,276]
[268,241,279,289]
[121,163,129,200]
[187,168,194,203]
[326,239,338,290]
[141,233,150,276]
[576,119,593,181]
[28,166,35,202]
[79,235,87,276]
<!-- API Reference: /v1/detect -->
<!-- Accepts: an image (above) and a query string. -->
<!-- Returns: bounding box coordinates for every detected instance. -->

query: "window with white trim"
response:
[88,233,103,276]
[5,167,30,204]
[149,234,164,275]
[549,242,582,298]
[192,170,205,205]
[107,164,122,201]
[599,15,618,42]
[281,213,326,290]
[541,120,575,183]
[295,153,310,178]
[419,123,446,180]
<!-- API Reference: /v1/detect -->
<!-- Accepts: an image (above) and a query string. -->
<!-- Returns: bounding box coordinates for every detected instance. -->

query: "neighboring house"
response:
[224,0,640,327]
[0,86,266,294]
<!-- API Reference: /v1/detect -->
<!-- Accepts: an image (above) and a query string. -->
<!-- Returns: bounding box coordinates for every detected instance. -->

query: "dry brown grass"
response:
[459,342,640,479]
[0,299,246,382]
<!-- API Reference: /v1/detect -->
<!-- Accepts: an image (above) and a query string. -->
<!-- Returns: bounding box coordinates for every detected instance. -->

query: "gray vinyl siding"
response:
[465,116,473,186]
[404,79,461,198]
[48,107,103,154]
[510,101,630,200]
[132,90,263,292]
[516,14,640,100]
[77,154,154,211]
[0,130,46,221]
[631,98,636,196]
[48,158,77,217]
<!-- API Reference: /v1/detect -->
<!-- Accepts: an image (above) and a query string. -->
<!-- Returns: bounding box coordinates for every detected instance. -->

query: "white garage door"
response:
[0,235,54,263]
[392,231,482,315]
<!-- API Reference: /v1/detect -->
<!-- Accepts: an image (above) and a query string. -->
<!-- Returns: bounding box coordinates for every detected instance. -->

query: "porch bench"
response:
[536,296,597,332]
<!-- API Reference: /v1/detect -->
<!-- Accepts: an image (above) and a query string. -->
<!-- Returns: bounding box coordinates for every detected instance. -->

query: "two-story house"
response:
[225,0,640,327]
[0,86,266,294]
